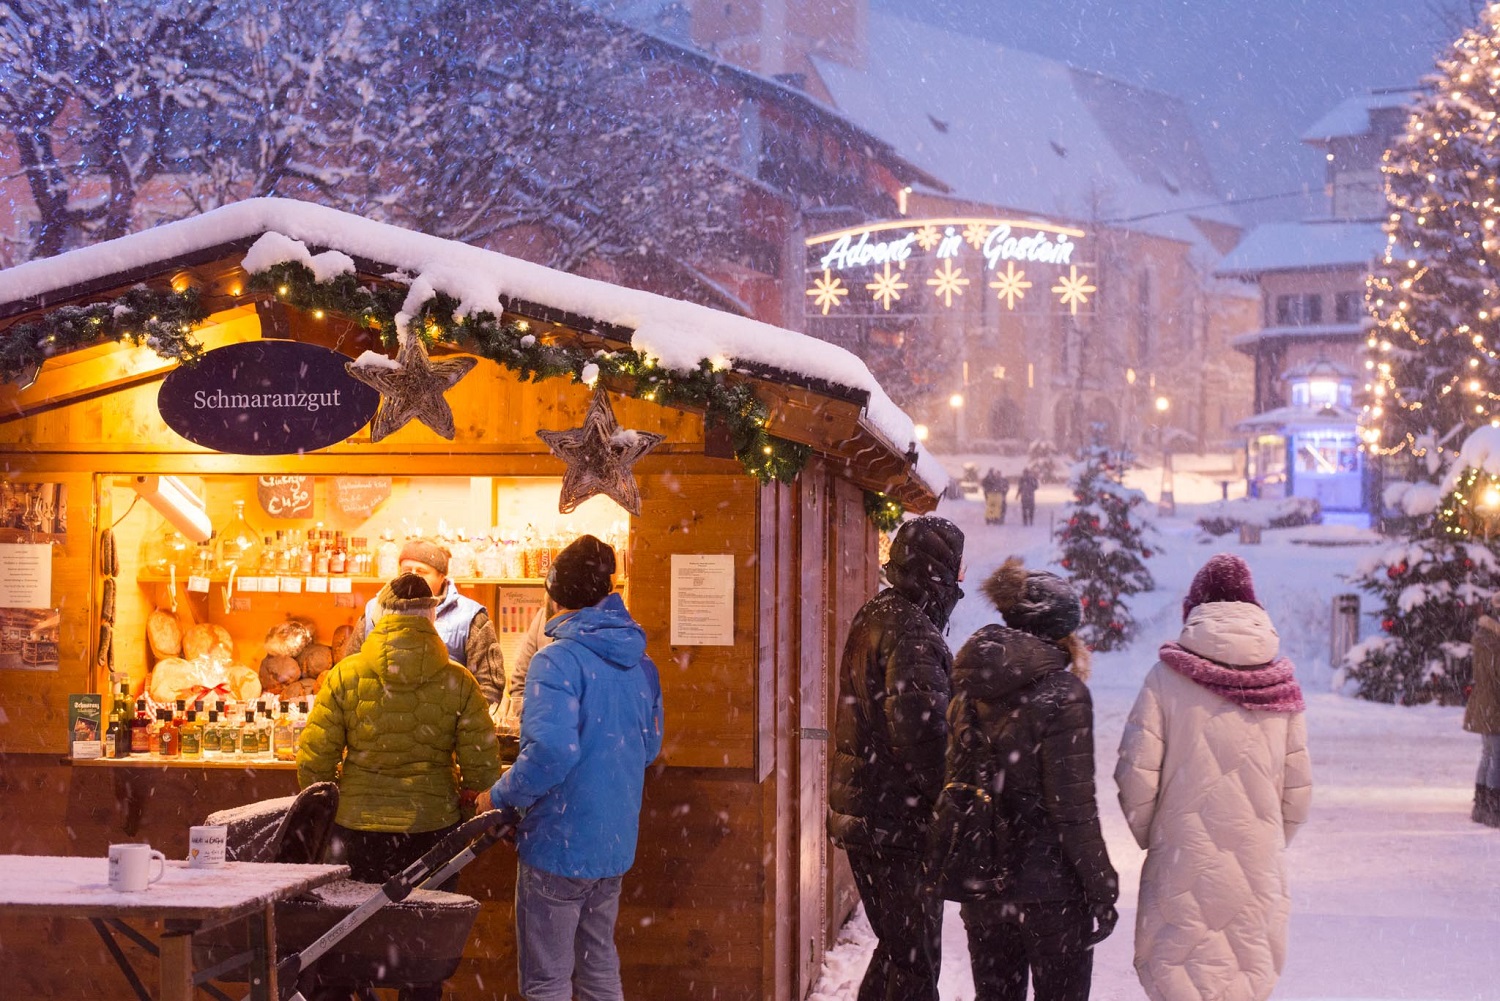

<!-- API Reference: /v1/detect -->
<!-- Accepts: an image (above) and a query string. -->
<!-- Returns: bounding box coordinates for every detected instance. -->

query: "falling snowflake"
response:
[806,269,849,315]
[913,224,942,251]
[865,263,909,311]
[926,258,970,308]
[1052,265,1096,315]
[962,221,991,248]
[988,261,1032,310]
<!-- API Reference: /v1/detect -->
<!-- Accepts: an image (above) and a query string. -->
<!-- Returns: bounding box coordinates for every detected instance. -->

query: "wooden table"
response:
[0,854,347,1001]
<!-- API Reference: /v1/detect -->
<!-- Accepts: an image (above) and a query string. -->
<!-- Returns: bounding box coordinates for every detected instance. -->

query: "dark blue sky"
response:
[874,0,1462,221]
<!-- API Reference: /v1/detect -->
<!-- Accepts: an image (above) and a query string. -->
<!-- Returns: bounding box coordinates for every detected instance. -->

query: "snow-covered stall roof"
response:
[1301,89,1419,143]
[1234,403,1362,435]
[0,198,945,497]
[811,13,1235,248]
[1215,220,1384,277]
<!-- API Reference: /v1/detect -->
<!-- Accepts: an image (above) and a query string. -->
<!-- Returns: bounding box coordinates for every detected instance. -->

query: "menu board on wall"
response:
[669,554,735,646]
[335,476,392,519]
[0,543,50,608]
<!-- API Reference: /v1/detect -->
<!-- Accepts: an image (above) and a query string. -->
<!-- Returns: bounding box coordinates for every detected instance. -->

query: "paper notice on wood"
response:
[670,554,734,646]
[0,543,51,608]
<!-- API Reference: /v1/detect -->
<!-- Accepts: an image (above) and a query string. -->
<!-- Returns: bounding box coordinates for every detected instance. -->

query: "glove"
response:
[458,788,480,817]
[1085,902,1118,947]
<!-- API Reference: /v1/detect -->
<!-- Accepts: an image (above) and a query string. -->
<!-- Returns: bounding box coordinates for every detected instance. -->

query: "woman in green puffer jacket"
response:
[297,572,501,884]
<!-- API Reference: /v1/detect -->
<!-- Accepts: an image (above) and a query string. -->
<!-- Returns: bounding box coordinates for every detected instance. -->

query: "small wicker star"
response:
[537,388,665,516]
[346,335,478,442]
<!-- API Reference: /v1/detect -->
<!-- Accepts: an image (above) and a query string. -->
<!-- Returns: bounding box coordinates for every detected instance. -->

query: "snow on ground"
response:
[810,456,1500,1001]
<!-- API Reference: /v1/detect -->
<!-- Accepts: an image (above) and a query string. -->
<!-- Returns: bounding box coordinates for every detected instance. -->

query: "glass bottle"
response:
[349,537,370,576]
[273,701,296,762]
[329,532,347,575]
[259,536,277,575]
[156,709,181,757]
[240,710,258,756]
[130,699,152,754]
[215,500,262,575]
[202,710,221,756]
[314,532,332,575]
[179,710,202,758]
[376,528,401,579]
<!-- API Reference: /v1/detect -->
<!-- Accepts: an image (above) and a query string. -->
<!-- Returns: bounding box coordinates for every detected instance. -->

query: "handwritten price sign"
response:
[257,475,315,519]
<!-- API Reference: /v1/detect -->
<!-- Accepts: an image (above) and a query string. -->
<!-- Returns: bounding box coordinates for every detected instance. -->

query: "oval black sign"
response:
[158,341,380,455]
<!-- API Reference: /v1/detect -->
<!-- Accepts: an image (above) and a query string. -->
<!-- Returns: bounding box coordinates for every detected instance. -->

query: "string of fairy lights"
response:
[0,259,915,527]
[1364,3,1500,472]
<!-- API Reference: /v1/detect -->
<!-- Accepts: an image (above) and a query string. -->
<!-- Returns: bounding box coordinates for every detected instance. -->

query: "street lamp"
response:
[1155,396,1175,517]
[949,393,965,448]
[913,423,929,443]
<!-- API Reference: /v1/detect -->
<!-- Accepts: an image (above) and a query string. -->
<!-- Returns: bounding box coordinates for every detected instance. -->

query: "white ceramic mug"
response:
[187,824,227,868]
[108,843,166,892]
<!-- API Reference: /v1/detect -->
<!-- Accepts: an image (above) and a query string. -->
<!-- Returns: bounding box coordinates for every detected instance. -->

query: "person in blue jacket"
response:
[483,534,663,1001]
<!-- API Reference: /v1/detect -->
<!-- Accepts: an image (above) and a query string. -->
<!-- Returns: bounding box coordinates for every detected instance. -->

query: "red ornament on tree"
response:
[1381,617,1396,632]
[1387,562,1407,579]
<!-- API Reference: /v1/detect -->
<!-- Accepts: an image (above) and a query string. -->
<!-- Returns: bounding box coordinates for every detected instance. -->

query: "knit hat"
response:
[1183,553,1260,621]
[546,534,616,610]
[981,557,1082,641]
[377,572,441,617]
[399,539,451,577]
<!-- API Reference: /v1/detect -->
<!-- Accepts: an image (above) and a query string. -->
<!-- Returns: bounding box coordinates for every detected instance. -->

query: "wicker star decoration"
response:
[346,335,478,443]
[537,388,665,516]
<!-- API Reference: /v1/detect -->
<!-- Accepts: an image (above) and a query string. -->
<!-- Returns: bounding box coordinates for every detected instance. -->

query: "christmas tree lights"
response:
[1365,3,1500,476]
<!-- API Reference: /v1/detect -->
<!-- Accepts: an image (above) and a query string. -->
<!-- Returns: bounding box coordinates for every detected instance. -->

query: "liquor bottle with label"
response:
[130,699,152,754]
[202,710,222,755]
[104,714,127,759]
[329,532,347,575]
[273,702,297,761]
[239,710,258,756]
[156,709,181,757]
[179,710,203,759]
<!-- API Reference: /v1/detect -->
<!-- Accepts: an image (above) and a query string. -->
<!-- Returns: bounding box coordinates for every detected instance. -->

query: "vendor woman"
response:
[345,539,506,723]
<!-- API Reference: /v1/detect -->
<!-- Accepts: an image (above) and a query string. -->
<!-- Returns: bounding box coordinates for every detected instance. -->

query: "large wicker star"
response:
[346,336,478,443]
[537,388,665,516]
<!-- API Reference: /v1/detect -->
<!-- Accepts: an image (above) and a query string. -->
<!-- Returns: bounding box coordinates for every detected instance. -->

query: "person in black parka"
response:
[829,515,966,1001]
[930,557,1118,1001]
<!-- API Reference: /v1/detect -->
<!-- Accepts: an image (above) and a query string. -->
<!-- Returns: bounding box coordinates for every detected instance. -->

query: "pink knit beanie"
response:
[1183,553,1260,621]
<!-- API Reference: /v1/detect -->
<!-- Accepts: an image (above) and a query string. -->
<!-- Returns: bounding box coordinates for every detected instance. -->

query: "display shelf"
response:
[135,573,548,586]
[69,756,298,770]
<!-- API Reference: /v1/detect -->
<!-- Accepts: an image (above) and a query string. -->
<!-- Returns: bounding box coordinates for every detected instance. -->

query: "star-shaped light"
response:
[913,224,943,251]
[1052,265,1097,315]
[962,222,991,248]
[865,263,909,311]
[926,258,970,308]
[806,269,849,315]
[988,262,1032,310]
[346,334,478,442]
[536,388,665,516]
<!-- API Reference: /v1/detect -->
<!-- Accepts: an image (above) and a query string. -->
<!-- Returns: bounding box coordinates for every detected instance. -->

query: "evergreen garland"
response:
[0,285,210,385]
[863,490,905,532]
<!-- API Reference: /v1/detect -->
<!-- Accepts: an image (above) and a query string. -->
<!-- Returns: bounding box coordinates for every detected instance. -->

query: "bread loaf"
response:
[182,623,233,662]
[297,642,333,679]
[227,663,262,703]
[258,654,301,693]
[264,619,314,658]
[331,624,355,661]
[148,657,194,704]
[147,609,182,659]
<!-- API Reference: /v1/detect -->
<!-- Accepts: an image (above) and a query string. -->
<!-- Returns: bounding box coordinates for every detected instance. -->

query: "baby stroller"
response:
[194,782,515,1001]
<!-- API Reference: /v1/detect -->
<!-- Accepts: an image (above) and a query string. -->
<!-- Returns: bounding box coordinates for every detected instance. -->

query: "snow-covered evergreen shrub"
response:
[1054,447,1155,651]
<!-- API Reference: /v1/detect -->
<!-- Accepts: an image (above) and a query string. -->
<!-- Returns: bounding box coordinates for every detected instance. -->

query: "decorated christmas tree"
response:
[1365,6,1500,477]
[1054,446,1155,651]
[1344,427,1500,704]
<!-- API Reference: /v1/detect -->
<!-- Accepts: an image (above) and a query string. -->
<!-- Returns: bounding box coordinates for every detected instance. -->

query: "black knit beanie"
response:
[981,557,1081,640]
[547,534,616,610]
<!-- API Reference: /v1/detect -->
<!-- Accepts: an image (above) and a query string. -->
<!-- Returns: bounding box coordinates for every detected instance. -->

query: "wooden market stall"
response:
[0,199,941,1001]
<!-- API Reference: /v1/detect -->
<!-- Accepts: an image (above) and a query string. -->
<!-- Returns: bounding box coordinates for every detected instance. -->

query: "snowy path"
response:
[810,475,1500,1001]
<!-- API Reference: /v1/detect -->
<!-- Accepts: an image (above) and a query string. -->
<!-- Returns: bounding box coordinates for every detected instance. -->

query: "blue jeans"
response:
[516,859,624,1001]
[1479,733,1500,788]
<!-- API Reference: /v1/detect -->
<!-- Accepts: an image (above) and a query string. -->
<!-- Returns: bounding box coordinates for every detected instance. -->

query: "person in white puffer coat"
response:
[1115,553,1313,1001]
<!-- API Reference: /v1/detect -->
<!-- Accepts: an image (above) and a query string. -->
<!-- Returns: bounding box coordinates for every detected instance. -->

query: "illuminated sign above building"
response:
[804,216,1093,317]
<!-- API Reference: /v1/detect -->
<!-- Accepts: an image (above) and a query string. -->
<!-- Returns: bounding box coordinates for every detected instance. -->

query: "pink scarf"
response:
[1159,642,1305,713]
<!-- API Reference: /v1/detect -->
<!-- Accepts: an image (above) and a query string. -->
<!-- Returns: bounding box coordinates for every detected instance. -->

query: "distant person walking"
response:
[1116,554,1312,1001]
[829,515,966,1001]
[930,558,1118,1001]
[981,468,1011,525]
[1017,468,1040,527]
[1467,596,1500,827]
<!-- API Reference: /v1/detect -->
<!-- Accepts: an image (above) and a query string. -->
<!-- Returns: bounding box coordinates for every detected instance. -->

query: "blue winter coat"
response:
[489,593,663,878]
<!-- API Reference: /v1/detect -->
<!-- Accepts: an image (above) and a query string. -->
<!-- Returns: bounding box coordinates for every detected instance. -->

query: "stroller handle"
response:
[274,808,516,1000]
